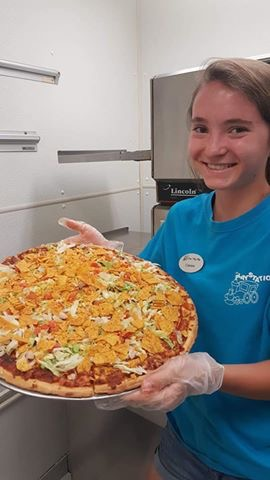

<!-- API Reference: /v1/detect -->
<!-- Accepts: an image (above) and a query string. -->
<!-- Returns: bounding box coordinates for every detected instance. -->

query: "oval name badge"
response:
[179,253,204,273]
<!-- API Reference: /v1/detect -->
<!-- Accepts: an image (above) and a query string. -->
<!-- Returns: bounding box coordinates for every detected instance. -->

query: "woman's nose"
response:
[205,135,227,157]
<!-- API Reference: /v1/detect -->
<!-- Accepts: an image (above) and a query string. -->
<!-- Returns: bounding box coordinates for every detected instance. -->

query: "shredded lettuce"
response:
[176,331,183,345]
[1,312,19,326]
[155,283,170,292]
[98,272,118,284]
[0,346,5,357]
[6,339,18,354]
[71,344,80,354]
[98,260,113,269]
[0,328,10,336]
[0,263,15,273]
[93,316,110,325]
[40,348,83,376]
[121,317,132,328]
[56,241,76,254]
[122,282,135,291]
[153,330,174,349]
[114,363,147,375]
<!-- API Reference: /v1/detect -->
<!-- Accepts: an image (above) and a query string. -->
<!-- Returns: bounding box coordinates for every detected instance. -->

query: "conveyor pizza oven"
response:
[150,54,270,234]
[150,66,210,234]
[57,54,270,236]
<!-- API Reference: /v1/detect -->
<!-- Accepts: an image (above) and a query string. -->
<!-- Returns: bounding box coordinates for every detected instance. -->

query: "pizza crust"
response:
[0,364,143,398]
[0,365,94,398]
[182,314,198,353]
[94,377,143,395]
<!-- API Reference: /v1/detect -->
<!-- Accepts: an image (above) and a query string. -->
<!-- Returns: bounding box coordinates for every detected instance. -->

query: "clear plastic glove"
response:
[94,353,224,412]
[58,217,124,250]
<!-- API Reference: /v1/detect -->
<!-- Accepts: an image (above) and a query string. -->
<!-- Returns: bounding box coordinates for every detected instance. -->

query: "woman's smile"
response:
[202,162,237,171]
[188,81,270,194]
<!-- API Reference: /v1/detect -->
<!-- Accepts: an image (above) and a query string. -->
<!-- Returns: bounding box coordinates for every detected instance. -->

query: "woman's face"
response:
[188,80,270,193]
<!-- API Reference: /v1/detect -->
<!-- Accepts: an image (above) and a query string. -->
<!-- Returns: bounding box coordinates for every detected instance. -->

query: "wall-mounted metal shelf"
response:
[58,149,151,163]
[0,59,60,84]
[0,131,40,152]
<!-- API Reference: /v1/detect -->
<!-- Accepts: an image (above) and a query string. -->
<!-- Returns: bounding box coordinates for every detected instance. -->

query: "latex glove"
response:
[58,217,124,250]
[94,353,224,412]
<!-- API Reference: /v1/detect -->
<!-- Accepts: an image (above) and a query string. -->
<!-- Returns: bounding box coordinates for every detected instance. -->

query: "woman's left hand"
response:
[58,217,124,250]
[95,352,224,412]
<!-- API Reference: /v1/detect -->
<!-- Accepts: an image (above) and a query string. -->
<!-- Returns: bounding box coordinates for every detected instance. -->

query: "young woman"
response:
[59,58,270,480]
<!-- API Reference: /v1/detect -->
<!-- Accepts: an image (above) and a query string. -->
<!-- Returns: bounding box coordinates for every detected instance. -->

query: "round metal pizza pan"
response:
[0,378,138,401]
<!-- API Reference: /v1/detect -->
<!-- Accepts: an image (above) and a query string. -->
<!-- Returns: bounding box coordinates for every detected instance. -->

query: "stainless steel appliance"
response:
[150,54,270,233]
[57,66,207,237]
[150,65,207,233]
[58,53,270,236]
[152,204,169,234]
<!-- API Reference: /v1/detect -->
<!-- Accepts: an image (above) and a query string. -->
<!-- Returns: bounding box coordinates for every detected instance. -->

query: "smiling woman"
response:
[59,58,270,480]
[187,59,270,221]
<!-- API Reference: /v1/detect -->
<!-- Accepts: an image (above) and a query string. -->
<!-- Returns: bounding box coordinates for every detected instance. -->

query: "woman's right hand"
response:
[95,352,224,412]
[58,217,124,250]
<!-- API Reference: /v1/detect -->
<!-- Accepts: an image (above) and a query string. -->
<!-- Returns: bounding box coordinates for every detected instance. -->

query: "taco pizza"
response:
[0,242,197,397]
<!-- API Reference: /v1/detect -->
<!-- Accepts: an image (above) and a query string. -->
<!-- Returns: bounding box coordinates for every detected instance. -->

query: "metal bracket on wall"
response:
[0,59,60,84]
[58,149,151,163]
[0,131,40,152]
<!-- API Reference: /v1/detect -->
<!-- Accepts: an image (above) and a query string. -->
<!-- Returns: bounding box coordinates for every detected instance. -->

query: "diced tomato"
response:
[90,262,100,268]
[27,292,38,301]
[43,292,53,300]
[121,332,133,340]
[170,331,177,341]
[48,321,58,332]
[67,291,78,302]
[89,261,101,273]
[41,324,49,330]
[34,321,58,335]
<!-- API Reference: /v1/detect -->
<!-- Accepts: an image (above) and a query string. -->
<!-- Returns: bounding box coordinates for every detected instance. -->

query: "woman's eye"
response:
[192,126,207,134]
[229,126,248,134]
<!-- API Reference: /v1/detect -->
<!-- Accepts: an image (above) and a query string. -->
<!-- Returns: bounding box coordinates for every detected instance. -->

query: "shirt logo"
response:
[224,272,270,306]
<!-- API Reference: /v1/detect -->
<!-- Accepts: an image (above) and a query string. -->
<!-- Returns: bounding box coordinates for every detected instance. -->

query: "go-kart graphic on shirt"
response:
[224,275,259,305]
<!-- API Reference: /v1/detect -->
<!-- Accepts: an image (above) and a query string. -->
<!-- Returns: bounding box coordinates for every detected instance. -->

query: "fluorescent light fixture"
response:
[0,59,60,84]
[0,131,40,152]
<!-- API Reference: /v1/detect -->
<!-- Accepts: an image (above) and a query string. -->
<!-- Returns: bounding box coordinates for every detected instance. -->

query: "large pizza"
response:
[0,242,197,398]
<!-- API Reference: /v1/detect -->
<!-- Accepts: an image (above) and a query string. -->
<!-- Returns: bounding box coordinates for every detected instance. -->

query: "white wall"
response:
[2,0,270,243]
[137,0,270,231]
[0,0,140,258]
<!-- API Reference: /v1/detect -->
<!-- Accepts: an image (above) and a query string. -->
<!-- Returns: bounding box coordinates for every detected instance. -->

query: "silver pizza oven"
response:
[151,53,270,234]
[58,54,270,236]
[150,66,207,234]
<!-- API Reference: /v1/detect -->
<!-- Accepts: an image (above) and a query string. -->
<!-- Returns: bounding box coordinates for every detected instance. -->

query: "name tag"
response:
[179,253,204,273]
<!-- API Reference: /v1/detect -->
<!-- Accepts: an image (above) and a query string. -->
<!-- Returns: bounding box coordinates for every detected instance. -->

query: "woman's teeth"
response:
[206,163,235,170]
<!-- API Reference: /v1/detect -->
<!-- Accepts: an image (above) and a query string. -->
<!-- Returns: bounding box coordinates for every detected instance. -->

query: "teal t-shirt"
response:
[140,192,270,480]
